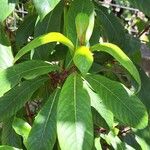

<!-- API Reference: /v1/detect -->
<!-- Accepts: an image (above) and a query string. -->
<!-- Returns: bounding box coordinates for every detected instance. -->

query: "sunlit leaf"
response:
[14,32,74,62]
[57,73,93,150]
[27,89,60,150]
[33,0,61,19]
[73,46,93,74]
[91,43,141,92]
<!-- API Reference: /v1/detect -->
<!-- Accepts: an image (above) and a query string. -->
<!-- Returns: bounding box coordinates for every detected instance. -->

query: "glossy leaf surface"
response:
[86,74,148,129]
[73,46,93,74]
[57,73,93,150]
[14,32,74,62]
[13,118,31,146]
[27,89,60,150]
[91,43,141,91]
[33,0,61,19]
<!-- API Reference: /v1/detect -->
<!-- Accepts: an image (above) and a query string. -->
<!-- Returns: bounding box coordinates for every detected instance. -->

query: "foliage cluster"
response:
[0,0,150,149]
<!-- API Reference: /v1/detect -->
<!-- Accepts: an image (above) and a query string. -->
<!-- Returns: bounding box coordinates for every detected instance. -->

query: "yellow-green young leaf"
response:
[57,73,93,150]
[91,43,141,92]
[75,13,89,44]
[73,46,93,74]
[14,32,74,62]
[12,118,31,147]
[86,74,148,129]
[0,145,21,150]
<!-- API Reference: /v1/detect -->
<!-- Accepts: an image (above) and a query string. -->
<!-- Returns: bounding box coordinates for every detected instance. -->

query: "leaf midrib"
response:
[88,76,140,122]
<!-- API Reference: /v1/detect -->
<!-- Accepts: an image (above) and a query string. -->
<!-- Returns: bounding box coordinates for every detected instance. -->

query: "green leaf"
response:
[33,0,61,20]
[0,77,48,121]
[0,0,18,22]
[66,0,94,45]
[75,13,89,44]
[137,67,150,111]
[16,14,37,48]
[127,0,150,17]
[27,89,60,150]
[91,43,141,92]
[0,24,14,69]
[94,137,102,150]
[86,74,148,129]
[73,46,93,74]
[94,4,126,49]
[0,60,58,97]
[33,1,63,60]
[14,32,74,62]
[2,117,22,148]
[57,73,93,150]
[0,145,22,150]
[12,118,31,146]
[84,80,114,128]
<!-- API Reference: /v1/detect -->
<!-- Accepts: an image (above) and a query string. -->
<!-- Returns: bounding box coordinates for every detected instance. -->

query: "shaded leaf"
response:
[33,1,63,60]
[16,14,37,48]
[128,0,150,17]
[57,73,93,150]
[94,4,126,49]
[2,117,22,148]
[0,60,58,96]
[86,74,148,129]
[0,77,48,121]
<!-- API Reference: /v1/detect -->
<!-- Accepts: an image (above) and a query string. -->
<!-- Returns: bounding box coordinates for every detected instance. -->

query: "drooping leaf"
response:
[0,0,18,22]
[33,0,61,19]
[33,1,63,60]
[0,24,14,69]
[0,60,58,97]
[14,32,74,62]
[66,0,94,45]
[84,80,114,128]
[27,88,60,150]
[86,74,148,129]
[0,145,22,150]
[127,0,150,17]
[57,73,93,150]
[0,77,48,121]
[91,43,141,91]
[73,46,93,74]
[16,14,37,48]
[12,118,31,146]
[2,117,22,148]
